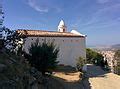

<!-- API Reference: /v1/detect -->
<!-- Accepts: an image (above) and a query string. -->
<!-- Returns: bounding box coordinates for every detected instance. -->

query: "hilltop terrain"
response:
[89,44,120,51]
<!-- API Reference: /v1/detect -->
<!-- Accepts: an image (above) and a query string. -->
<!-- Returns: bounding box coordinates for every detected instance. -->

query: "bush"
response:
[25,39,59,75]
[114,50,120,74]
[86,48,104,66]
[76,57,86,71]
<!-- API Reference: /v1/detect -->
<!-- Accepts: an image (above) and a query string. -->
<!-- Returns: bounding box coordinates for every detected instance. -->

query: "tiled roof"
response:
[16,29,85,37]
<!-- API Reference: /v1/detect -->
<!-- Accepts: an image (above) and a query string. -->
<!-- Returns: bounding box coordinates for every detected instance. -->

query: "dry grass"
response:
[53,65,82,82]
[47,65,84,89]
[54,72,81,82]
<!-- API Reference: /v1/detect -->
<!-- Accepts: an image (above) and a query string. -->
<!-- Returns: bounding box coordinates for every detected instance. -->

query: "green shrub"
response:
[25,39,59,75]
[76,57,86,71]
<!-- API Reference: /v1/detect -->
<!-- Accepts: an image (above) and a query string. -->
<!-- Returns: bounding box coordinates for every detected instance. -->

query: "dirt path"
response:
[53,72,84,89]
[48,65,120,89]
[87,64,120,89]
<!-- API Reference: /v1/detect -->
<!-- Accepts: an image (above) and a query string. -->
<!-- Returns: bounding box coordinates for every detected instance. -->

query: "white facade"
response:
[23,36,86,67]
[18,20,86,67]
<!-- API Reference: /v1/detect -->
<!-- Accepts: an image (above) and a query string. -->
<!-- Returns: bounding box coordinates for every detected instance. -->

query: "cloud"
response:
[72,3,120,30]
[27,0,62,13]
[82,4,120,25]
[27,0,49,13]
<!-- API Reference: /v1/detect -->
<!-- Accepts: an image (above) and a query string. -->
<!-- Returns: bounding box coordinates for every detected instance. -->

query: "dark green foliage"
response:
[0,40,4,49]
[0,49,30,89]
[76,57,86,71]
[3,28,26,55]
[114,50,120,74]
[114,50,120,60]
[86,48,105,67]
[116,62,120,74]
[25,39,59,75]
[86,48,96,64]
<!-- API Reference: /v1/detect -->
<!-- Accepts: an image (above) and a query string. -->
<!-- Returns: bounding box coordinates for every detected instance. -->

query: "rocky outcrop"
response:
[0,50,30,89]
[0,50,53,89]
[0,63,7,72]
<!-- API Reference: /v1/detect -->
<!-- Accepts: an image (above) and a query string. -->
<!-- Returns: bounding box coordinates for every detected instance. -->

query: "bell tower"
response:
[58,20,67,32]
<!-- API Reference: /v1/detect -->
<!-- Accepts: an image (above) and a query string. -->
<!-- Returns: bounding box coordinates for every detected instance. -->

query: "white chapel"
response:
[17,20,86,67]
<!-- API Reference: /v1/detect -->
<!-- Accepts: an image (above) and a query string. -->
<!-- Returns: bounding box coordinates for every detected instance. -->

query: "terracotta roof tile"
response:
[16,29,85,37]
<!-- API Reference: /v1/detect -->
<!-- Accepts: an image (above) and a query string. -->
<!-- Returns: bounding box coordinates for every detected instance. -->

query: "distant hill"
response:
[111,44,120,50]
[88,44,120,51]
[88,45,111,51]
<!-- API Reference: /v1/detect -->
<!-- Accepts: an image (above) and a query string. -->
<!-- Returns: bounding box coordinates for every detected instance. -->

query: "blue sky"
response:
[1,0,120,46]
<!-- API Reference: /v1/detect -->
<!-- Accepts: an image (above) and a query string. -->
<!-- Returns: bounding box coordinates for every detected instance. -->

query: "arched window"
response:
[63,29,65,32]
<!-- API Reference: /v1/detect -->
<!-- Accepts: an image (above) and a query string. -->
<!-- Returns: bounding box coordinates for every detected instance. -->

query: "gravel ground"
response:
[89,73,120,89]
[87,64,120,89]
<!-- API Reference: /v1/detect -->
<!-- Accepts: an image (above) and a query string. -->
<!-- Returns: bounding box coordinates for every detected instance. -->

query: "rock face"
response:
[0,50,55,89]
[0,51,31,89]
[0,64,6,72]
[0,40,4,49]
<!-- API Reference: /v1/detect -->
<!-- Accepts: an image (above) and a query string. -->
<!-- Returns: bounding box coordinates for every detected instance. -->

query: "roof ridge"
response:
[17,29,73,33]
[16,29,85,37]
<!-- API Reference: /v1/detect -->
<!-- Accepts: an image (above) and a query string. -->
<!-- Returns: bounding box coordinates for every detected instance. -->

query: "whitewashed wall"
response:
[23,37,86,67]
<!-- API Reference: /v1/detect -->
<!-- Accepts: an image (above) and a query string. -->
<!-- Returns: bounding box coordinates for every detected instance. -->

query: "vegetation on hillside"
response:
[114,50,120,74]
[0,29,60,88]
[76,57,86,71]
[86,48,108,68]
[0,28,58,88]
[0,28,30,88]
[3,28,26,55]
[0,6,63,89]
[0,50,30,89]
